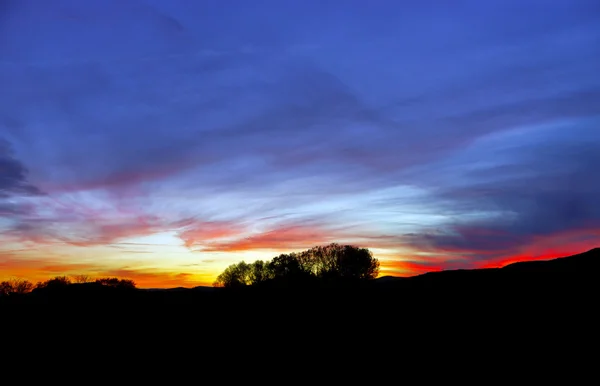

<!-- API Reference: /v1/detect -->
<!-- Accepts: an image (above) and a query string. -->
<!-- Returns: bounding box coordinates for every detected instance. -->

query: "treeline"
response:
[0,275,136,297]
[214,243,380,288]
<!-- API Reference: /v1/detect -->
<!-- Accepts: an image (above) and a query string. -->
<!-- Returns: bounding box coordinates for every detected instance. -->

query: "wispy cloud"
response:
[196,222,341,253]
[0,138,44,198]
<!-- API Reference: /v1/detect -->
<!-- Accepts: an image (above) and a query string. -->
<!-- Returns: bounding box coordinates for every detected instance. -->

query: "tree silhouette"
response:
[321,244,380,280]
[0,282,9,297]
[213,243,380,288]
[38,276,72,289]
[213,261,252,288]
[0,278,34,296]
[30,276,72,294]
[71,274,92,283]
[268,253,311,282]
[249,260,272,285]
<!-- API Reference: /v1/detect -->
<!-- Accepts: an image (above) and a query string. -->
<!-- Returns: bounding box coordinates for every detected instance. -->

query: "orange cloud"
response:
[100,269,209,288]
[378,252,448,276]
[0,253,214,288]
[0,254,99,283]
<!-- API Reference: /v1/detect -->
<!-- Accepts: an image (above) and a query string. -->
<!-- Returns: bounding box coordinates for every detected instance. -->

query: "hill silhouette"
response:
[370,248,599,309]
[2,247,597,309]
[3,248,597,360]
[502,247,600,272]
[375,247,600,287]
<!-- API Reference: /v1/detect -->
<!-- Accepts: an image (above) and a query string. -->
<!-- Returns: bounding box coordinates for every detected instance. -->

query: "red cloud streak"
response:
[199,225,340,252]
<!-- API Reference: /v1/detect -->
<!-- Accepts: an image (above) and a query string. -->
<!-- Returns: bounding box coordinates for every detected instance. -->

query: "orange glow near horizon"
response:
[1,226,599,288]
[0,255,212,288]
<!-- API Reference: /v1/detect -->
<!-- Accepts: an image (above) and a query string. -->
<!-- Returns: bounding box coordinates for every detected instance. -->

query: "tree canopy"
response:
[213,243,380,288]
[0,278,34,296]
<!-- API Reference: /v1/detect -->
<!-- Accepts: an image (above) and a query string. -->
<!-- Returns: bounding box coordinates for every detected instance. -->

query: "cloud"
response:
[2,193,177,247]
[401,122,600,264]
[101,268,204,288]
[0,138,43,198]
[3,1,599,201]
[0,202,31,216]
[380,260,446,277]
[0,253,99,281]
[0,253,210,288]
[2,55,385,194]
[178,221,248,248]
[196,221,348,253]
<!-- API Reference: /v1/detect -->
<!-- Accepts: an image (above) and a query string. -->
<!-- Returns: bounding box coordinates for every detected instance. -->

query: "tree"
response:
[119,279,136,289]
[296,250,319,275]
[42,276,72,289]
[248,260,273,285]
[31,276,72,293]
[12,278,34,294]
[0,278,34,295]
[0,281,10,296]
[268,253,309,281]
[213,261,251,288]
[334,245,380,280]
[71,274,92,283]
[212,243,380,288]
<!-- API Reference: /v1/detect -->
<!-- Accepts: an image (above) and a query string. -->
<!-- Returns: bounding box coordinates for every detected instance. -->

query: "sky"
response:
[1,0,600,288]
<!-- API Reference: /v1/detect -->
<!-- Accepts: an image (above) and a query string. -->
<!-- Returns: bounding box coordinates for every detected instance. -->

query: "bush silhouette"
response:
[95,277,136,289]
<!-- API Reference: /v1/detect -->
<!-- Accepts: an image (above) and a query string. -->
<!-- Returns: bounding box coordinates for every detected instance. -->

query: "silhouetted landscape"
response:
[3,246,597,323]
[2,247,598,365]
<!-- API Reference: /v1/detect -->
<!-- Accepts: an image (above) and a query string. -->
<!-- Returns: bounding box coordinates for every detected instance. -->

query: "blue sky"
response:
[1,0,600,287]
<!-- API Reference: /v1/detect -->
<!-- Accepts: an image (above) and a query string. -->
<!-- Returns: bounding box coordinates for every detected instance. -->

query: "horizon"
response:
[112,245,600,288]
[2,0,600,288]
[6,244,599,290]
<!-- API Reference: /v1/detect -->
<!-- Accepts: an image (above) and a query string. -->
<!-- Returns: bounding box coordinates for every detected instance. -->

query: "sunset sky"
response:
[1,0,600,288]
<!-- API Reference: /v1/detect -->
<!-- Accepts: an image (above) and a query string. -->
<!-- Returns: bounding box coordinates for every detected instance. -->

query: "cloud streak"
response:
[0,139,43,198]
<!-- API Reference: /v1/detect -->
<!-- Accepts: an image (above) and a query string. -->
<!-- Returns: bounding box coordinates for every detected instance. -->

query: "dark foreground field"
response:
[2,251,598,375]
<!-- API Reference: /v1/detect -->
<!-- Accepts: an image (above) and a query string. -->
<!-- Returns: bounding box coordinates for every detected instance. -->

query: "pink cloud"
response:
[6,195,170,247]
[199,224,342,252]
[178,221,247,248]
